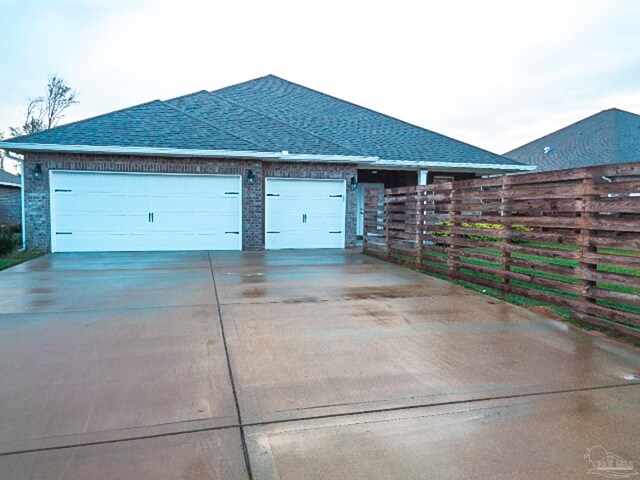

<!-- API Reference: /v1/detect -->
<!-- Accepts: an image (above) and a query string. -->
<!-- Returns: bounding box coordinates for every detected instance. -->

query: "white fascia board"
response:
[0,181,21,187]
[0,142,377,164]
[274,153,377,163]
[370,159,537,171]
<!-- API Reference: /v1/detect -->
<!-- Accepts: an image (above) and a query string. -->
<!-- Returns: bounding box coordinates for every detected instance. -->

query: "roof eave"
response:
[0,142,378,164]
[367,159,536,172]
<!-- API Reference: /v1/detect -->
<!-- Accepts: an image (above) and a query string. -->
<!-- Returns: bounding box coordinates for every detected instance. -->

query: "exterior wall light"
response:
[350,175,357,191]
[247,169,255,185]
[32,163,43,181]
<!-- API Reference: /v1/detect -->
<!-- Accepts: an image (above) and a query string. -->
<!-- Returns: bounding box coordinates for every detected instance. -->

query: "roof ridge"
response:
[159,101,265,150]
[253,75,512,162]
[7,99,165,143]
[212,74,274,94]
[504,108,620,156]
[205,90,363,156]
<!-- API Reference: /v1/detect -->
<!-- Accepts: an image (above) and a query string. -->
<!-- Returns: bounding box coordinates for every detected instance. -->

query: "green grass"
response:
[388,239,640,344]
[0,233,42,270]
[0,251,42,271]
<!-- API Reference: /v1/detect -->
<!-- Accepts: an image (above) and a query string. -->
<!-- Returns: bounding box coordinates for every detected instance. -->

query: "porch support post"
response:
[418,169,429,186]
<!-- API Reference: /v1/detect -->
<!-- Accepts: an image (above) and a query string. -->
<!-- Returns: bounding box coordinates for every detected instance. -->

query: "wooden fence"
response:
[363,162,640,341]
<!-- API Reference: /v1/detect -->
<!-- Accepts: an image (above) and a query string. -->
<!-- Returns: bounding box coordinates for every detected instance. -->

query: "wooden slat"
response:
[362,161,640,341]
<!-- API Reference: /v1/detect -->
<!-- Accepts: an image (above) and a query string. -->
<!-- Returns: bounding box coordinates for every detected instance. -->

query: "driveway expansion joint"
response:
[2,381,637,458]
[208,252,254,480]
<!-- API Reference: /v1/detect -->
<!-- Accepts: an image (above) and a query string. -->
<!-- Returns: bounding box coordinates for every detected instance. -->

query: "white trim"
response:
[264,177,347,250]
[0,181,20,187]
[370,159,536,171]
[1,142,535,171]
[49,170,56,253]
[49,170,243,253]
[418,170,429,186]
[0,142,377,164]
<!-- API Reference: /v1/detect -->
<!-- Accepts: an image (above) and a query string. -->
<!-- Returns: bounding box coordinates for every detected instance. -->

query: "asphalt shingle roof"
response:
[165,90,354,155]
[504,108,640,172]
[6,74,521,167]
[8,100,257,151]
[213,75,517,165]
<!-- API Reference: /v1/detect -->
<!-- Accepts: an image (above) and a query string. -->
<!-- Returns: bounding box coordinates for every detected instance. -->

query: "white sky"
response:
[1,0,640,155]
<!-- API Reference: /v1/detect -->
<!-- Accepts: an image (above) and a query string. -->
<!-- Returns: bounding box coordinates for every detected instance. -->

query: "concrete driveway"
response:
[0,250,638,479]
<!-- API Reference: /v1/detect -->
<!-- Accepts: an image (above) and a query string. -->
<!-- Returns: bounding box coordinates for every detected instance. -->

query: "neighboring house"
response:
[504,108,640,172]
[0,170,21,227]
[0,74,532,253]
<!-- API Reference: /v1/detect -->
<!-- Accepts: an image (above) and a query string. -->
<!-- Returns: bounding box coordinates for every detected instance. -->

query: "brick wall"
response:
[23,153,357,251]
[0,185,21,226]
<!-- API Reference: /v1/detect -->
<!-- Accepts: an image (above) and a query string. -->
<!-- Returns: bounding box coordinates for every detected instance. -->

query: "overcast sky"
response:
[1,0,640,155]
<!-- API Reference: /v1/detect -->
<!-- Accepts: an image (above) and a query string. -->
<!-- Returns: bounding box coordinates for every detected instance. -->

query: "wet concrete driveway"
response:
[0,250,638,479]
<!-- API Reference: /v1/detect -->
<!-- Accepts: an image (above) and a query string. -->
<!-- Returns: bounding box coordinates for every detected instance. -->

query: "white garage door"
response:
[265,178,346,249]
[50,171,242,252]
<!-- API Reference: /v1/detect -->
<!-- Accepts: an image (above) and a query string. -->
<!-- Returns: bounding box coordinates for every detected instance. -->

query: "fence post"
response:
[417,189,425,270]
[383,190,391,261]
[579,172,597,310]
[448,183,460,281]
[502,177,512,296]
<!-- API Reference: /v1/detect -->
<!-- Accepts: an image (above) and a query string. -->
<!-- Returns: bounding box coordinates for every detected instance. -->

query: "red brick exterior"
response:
[23,153,357,252]
[0,184,21,227]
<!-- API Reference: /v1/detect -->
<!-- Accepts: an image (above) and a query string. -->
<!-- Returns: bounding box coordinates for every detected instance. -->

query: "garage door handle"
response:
[330,194,343,198]
[267,231,280,234]
[55,189,72,193]
[225,191,239,195]
[225,231,240,234]
[329,231,342,234]
[266,193,280,197]
[56,232,73,235]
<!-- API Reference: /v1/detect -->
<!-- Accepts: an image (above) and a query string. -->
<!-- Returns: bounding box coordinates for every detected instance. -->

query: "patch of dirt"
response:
[526,305,565,321]
[343,285,428,300]
[242,287,267,298]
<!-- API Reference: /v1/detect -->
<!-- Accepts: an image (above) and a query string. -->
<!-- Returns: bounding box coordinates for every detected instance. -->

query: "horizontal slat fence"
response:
[363,162,640,341]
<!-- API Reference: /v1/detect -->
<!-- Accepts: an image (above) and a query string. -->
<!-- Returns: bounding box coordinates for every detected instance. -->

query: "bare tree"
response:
[9,75,78,137]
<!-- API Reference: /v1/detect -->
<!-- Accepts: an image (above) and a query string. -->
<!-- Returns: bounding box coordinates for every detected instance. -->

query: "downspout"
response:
[20,159,25,250]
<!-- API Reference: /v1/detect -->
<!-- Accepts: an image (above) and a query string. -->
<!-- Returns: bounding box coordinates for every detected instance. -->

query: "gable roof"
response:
[0,169,20,187]
[164,90,354,156]
[213,75,520,167]
[504,108,640,172]
[1,74,530,171]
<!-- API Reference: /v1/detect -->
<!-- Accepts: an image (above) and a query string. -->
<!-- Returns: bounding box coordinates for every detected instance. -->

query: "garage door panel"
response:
[265,178,346,250]
[51,172,242,252]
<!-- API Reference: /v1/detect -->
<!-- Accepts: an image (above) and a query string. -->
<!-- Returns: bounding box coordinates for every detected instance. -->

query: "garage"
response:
[50,171,242,252]
[265,178,346,249]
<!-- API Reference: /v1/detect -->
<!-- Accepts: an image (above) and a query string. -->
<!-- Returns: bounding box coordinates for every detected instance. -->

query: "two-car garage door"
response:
[51,172,242,252]
[50,172,346,252]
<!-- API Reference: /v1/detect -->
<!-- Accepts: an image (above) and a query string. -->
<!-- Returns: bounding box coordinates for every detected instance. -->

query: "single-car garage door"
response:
[50,171,242,252]
[265,178,346,249]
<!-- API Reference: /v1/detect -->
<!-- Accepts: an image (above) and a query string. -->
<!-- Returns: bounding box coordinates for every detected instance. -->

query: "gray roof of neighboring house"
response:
[0,170,20,187]
[3,74,523,168]
[504,108,640,172]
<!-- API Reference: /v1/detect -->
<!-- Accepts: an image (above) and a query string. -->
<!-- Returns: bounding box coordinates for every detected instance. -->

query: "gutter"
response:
[369,159,536,171]
[0,142,535,174]
[0,142,379,164]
